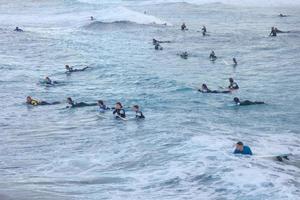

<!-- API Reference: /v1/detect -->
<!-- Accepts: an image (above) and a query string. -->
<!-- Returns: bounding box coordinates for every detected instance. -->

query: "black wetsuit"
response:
[181,25,186,31]
[198,89,230,94]
[270,30,277,37]
[238,100,265,106]
[180,53,188,59]
[135,111,145,119]
[202,27,207,36]
[209,54,217,60]
[155,44,162,50]
[69,102,97,108]
[113,109,126,119]
[228,82,239,90]
[67,67,88,73]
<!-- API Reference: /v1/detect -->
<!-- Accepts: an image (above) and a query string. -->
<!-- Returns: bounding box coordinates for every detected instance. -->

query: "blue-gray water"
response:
[0,0,300,199]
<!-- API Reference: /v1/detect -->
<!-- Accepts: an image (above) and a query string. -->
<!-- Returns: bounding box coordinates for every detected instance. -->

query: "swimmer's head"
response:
[97,100,104,106]
[67,97,73,105]
[229,78,234,83]
[233,97,240,103]
[202,84,208,90]
[236,141,244,151]
[132,105,139,112]
[115,102,123,109]
[26,96,32,103]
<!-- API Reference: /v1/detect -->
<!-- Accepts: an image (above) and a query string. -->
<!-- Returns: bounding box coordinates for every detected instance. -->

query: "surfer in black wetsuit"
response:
[98,100,110,113]
[269,27,277,37]
[155,43,163,50]
[180,51,188,59]
[132,105,145,119]
[202,25,207,36]
[66,97,97,108]
[14,27,23,32]
[90,16,94,21]
[153,39,171,45]
[181,23,187,31]
[113,102,126,119]
[279,14,287,17]
[45,77,58,85]
[228,78,239,90]
[233,58,237,66]
[198,84,230,94]
[65,65,89,73]
[26,96,60,106]
[234,97,265,106]
[209,50,217,61]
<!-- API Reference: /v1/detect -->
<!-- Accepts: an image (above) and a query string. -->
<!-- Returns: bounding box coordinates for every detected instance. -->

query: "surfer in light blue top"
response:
[234,141,253,155]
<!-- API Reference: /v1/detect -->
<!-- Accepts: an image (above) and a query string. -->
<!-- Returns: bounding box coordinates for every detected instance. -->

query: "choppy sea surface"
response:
[0,0,300,199]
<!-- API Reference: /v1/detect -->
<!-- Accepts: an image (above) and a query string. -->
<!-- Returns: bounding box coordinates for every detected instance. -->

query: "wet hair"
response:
[116,102,123,108]
[202,84,208,89]
[98,100,104,105]
[133,105,139,109]
[67,97,73,102]
[234,97,240,103]
[237,141,243,146]
[229,78,234,82]
[65,65,70,68]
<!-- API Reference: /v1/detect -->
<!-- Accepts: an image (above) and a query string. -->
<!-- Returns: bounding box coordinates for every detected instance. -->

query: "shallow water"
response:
[0,0,300,199]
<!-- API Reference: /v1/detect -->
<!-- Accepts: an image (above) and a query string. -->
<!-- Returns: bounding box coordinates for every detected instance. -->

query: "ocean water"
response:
[0,0,300,199]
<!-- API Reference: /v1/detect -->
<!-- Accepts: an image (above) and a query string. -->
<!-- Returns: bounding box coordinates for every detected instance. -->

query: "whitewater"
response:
[0,0,300,199]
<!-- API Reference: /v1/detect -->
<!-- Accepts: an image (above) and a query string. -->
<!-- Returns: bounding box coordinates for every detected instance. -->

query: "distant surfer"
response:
[228,78,239,90]
[198,84,230,94]
[233,97,265,106]
[44,77,58,85]
[65,64,89,73]
[180,51,188,59]
[113,102,126,119]
[233,58,237,66]
[202,25,207,36]
[234,141,253,155]
[155,43,163,50]
[14,27,23,32]
[279,14,287,17]
[132,105,145,119]
[66,97,97,108]
[209,50,217,61]
[26,96,60,106]
[98,100,110,113]
[152,38,171,45]
[90,16,94,21]
[269,27,277,37]
[181,23,187,31]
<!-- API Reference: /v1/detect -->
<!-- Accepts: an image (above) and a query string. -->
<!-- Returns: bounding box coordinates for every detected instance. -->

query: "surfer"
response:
[202,25,207,36]
[209,50,217,61]
[233,58,237,66]
[269,27,277,37]
[113,102,126,119]
[279,14,287,17]
[26,96,60,106]
[14,27,23,32]
[234,141,253,155]
[155,43,163,50]
[98,100,110,113]
[132,105,145,119]
[152,38,171,45]
[65,64,89,73]
[198,84,230,93]
[180,51,188,59]
[234,97,265,106]
[181,23,187,31]
[66,97,97,108]
[228,78,239,90]
[90,16,94,21]
[44,77,58,85]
